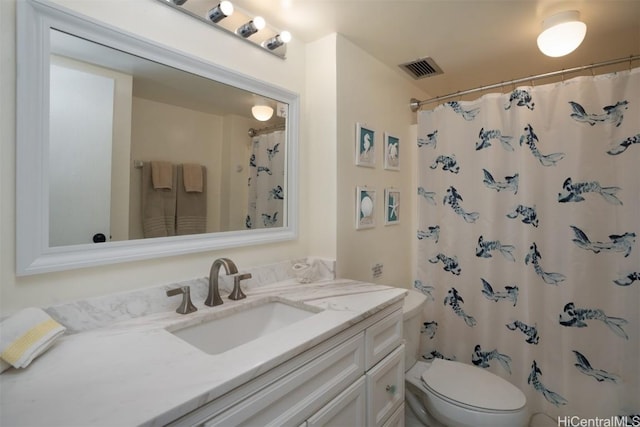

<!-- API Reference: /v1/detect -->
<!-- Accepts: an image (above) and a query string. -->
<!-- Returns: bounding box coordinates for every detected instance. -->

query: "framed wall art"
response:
[384,133,399,170]
[355,123,375,167]
[356,186,376,229]
[384,188,400,225]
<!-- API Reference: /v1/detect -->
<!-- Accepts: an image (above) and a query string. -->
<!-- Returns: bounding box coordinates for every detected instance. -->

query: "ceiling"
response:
[230,0,640,100]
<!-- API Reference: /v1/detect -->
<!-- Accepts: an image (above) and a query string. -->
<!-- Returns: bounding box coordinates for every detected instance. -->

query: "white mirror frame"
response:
[16,0,299,275]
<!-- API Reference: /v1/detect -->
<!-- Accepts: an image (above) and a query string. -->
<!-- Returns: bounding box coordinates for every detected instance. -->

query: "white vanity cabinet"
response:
[169,302,404,427]
[205,333,365,426]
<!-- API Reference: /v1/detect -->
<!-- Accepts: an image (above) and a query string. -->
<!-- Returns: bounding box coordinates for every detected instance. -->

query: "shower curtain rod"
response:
[248,123,286,137]
[409,54,640,111]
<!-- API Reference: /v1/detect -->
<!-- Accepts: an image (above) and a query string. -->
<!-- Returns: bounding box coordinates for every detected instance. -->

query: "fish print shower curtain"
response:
[416,68,639,420]
[246,130,285,229]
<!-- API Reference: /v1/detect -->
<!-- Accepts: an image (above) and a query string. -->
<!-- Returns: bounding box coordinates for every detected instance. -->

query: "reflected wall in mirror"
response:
[49,30,286,246]
[16,0,299,275]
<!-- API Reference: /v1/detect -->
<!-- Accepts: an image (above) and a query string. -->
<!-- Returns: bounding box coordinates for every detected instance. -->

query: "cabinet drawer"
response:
[365,309,402,369]
[366,345,405,427]
[306,376,366,427]
[382,403,404,427]
[206,333,365,427]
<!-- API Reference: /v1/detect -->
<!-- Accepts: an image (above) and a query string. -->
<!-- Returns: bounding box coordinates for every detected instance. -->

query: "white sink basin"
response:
[169,299,320,355]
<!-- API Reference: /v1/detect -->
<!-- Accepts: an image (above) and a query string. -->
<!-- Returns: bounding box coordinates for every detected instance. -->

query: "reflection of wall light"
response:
[537,10,587,57]
[252,105,274,121]
[207,1,234,23]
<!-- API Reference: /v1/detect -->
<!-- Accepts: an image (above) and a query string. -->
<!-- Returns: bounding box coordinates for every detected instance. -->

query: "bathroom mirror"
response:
[16,0,299,275]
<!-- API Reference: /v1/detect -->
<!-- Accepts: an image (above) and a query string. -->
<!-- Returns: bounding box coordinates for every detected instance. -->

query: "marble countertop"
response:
[0,279,406,427]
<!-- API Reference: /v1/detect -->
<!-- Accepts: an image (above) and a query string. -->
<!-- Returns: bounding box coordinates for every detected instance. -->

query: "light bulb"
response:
[219,1,233,15]
[237,16,266,38]
[263,31,292,50]
[279,31,292,43]
[253,16,266,30]
[207,1,234,23]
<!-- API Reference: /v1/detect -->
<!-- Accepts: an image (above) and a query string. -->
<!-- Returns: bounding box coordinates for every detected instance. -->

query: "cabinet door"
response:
[206,333,365,427]
[307,376,366,427]
[381,403,404,427]
[365,309,402,369]
[366,345,405,427]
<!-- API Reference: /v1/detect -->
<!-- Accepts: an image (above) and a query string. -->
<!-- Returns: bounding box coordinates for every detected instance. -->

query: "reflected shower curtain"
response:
[246,130,285,229]
[416,68,639,420]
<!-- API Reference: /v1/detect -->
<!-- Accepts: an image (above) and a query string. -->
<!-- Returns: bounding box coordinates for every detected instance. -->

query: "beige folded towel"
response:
[182,163,203,193]
[0,308,66,372]
[151,161,173,190]
[176,164,207,235]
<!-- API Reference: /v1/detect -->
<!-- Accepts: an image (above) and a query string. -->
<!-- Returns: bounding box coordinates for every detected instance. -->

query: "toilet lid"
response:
[421,359,526,411]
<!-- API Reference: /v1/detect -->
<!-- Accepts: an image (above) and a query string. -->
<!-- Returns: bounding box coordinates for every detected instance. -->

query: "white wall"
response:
[304,33,427,289]
[129,96,223,237]
[305,34,339,260]
[335,35,427,288]
[0,0,310,313]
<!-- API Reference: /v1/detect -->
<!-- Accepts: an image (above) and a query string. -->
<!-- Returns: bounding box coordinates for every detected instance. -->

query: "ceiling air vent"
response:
[399,57,443,80]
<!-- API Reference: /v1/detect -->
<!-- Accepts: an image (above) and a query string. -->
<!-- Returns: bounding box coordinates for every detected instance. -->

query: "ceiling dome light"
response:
[252,105,274,121]
[537,10,587,57]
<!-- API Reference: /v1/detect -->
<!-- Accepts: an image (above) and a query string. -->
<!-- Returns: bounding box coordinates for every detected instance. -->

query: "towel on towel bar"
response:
[151,161,174,190]
[142,162,177,237]
[0,308,66,372]
[176,164,207,235]
[182,163,204,193]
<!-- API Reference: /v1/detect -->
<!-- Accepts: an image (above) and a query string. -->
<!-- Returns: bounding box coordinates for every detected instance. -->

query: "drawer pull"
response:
[385,385,397,395]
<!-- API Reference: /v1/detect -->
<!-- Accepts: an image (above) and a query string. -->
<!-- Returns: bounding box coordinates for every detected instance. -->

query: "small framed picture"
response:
[384,188,400,225]
[356,186,376,229]
[355,123,375,167]
[384,133,400,170]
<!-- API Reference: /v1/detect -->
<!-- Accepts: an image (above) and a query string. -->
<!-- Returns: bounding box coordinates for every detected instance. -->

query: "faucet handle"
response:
[166,286,198,314]
[229,273,251,301]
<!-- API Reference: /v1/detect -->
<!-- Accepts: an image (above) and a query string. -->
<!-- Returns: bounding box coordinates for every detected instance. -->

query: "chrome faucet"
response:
[229,273,251,301]
[205,258,238,307]
[166,286,197,314]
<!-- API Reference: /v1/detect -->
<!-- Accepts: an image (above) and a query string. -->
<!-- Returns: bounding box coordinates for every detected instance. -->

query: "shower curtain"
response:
[246,130,285,229]
[416,68,639,421]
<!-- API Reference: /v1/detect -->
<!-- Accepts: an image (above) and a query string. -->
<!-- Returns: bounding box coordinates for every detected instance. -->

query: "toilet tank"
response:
[403,289,428,371]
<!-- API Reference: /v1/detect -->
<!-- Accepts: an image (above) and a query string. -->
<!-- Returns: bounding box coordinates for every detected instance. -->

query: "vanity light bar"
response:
[157,0,291,59]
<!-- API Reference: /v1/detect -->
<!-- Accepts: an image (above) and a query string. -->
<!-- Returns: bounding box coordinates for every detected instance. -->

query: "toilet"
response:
[402,289,529,427]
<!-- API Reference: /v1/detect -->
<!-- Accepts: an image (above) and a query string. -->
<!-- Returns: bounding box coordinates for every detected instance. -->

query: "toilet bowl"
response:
[402,289,528,427]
